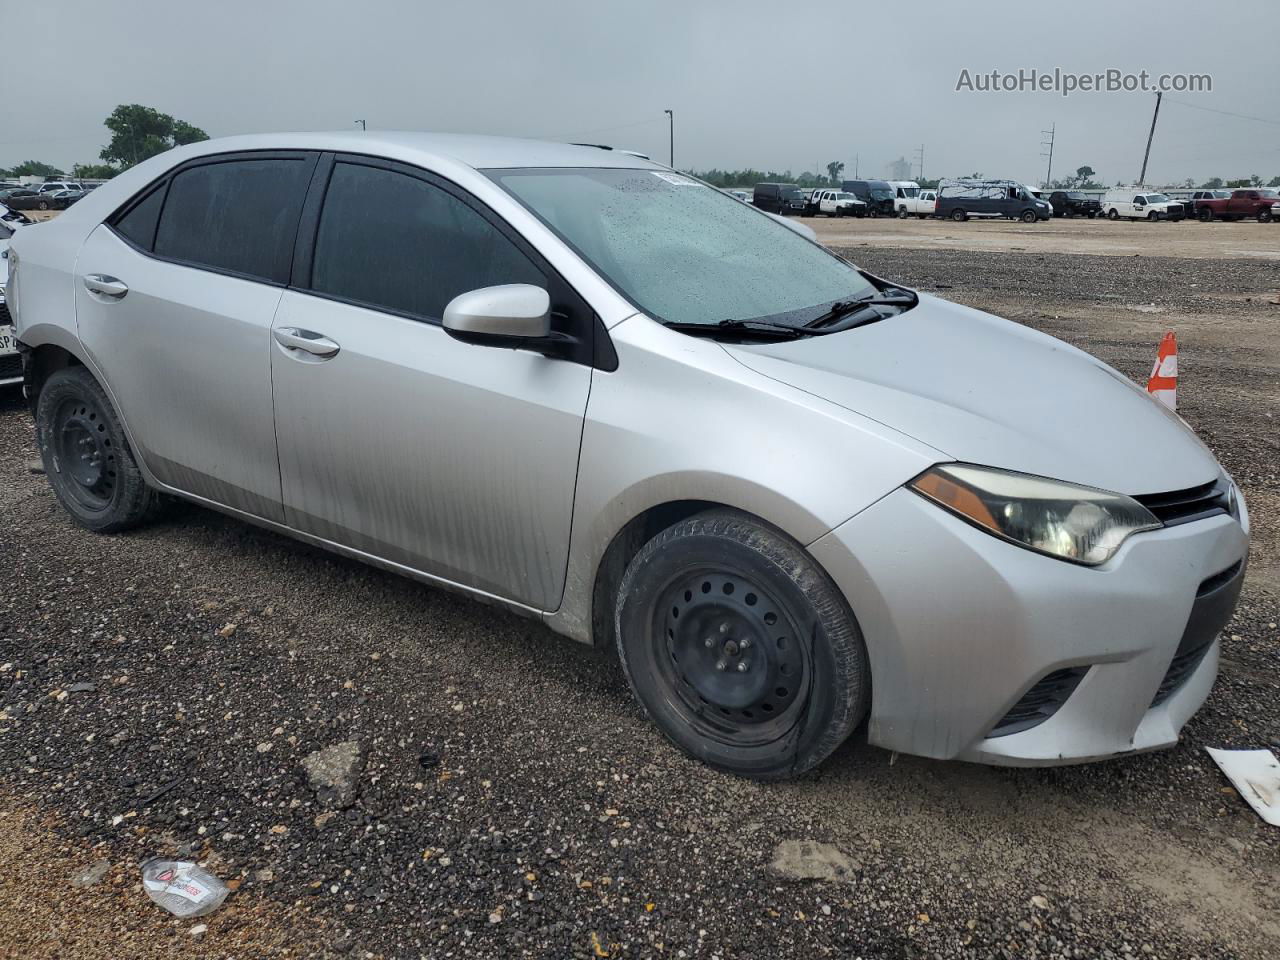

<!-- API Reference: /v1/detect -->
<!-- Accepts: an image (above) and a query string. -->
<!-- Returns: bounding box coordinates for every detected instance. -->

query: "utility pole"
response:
[354,119,366,131]
[853,154,859,178]
[913,143,925,181]
[1040,123,1055,188]
[663,109,673,168]
[1138,92,1162,186]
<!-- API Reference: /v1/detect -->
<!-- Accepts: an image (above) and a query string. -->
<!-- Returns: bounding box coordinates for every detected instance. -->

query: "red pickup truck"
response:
[1196,188,1279,222]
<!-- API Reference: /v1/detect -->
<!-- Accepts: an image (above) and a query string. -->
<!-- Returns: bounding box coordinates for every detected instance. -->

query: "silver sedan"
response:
[6,133,1248,778]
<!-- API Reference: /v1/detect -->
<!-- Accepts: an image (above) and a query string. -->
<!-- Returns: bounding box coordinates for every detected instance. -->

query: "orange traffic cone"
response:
[1147,331,1177,410]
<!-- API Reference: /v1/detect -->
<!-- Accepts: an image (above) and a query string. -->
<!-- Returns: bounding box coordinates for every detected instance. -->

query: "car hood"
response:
[723,294,1220,495]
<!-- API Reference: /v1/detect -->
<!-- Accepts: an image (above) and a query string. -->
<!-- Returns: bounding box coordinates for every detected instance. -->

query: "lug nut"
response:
[737,661,749,673]
[704,637,714,648]
[715,660,726,672]
[719,622,730,635]
[739,637,751,649]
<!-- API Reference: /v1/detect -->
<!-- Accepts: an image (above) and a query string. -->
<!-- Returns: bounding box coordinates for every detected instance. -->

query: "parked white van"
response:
[1102,189,1186,222]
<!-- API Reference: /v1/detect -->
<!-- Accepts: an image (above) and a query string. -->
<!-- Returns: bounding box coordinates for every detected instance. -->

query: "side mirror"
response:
[443,284,551,348]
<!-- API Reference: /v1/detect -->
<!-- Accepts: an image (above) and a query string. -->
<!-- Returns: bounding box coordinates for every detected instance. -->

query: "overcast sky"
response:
[5,0,1279,186]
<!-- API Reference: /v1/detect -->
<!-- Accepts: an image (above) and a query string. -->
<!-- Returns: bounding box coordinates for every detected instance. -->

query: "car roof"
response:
[170,131,668,171]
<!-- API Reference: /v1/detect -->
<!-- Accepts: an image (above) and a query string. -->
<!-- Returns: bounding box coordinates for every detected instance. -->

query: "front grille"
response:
[1167,203,1184,214]
[0,353,20,381]
[988,666,1089,738]
[1151,560,1244,707]
[0,299,10,326]
[1134,478,1231,526]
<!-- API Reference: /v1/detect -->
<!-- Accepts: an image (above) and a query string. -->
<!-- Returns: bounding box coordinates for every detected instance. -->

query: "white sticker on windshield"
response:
[652,172,698,186]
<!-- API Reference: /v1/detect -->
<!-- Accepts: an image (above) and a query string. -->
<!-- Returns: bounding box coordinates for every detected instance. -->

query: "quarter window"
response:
[153,157,313,283]
[309,161,543,320]
[112,184,166,251]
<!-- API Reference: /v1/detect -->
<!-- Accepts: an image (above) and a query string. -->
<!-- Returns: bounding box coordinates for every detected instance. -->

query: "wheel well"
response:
[25,344,82,415]
[590,500,721,650]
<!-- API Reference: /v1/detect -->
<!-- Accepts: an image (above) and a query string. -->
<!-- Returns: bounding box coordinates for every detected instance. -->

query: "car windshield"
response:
[1146,194,1169,203]
[900,187,918,197]
[490,167,878,327]
[1067,192,1086,199]
[1260,189,1279,198]
[869,188,893,200]
[780,186,802,199]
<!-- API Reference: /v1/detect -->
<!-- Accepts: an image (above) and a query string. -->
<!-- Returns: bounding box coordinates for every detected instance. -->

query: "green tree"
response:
[7,160,64,178]
[825,160,844,186]
[1074,165,1096,185]
[1249,174,1263,187]
[72,162,119,180]
[1201,177,1224,189]
[1268,176,1280,187]
[100,104,209,169]
[1225,177,1251,188]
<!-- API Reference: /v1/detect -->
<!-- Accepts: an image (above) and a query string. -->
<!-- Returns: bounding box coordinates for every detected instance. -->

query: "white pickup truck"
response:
[897,189,937,219]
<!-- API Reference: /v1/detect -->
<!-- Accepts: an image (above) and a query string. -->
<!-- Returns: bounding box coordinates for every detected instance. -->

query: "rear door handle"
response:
[83,274,128,299]
[273,326,341,359]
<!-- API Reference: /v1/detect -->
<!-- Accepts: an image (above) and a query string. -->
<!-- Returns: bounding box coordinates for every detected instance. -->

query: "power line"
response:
[1164,98,1280,127]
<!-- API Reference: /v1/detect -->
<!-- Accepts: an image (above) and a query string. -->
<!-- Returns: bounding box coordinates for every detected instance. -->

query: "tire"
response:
[1064,208,1073,218]
[1087,211,1097,218]
[1259,208,1273,223]
[37,199,49,210]
[1108,209,1119,220]
[615,510,870,780]
[917,213,927,219]
[1199,207,1213,222]
[1020,209,1037,223]
[35,366,158,533]
[868,207,879,219]
[951,208,967,222]
[898,206,908,218]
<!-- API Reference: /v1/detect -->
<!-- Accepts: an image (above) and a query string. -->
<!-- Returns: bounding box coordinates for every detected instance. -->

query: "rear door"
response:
[269,155,593,609]
[75,151,318,521]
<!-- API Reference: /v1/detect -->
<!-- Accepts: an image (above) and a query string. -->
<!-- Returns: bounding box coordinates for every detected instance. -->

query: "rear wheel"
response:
[1198,207,1213,222]
[35,366,157,533]
[1259,208,1273,223]
[868,207,880,219]
[615,511,870,780]
[1108,209,1119,220]
[898,206,909,218]
[37,199,49,210]
[951,208,967,222]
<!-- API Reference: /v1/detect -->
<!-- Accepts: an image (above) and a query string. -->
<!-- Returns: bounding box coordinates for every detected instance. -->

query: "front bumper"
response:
[809,486,1249,765]
[0,296,18,387]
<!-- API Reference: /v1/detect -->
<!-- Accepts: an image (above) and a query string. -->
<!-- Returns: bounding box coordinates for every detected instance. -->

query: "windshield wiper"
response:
[662,318,809,340]
[803,289,918,330]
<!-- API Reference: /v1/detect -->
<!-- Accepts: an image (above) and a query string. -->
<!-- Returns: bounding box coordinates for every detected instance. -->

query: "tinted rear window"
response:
[153,157,312,283]
[113,184,166,250]
[309,161,543,320]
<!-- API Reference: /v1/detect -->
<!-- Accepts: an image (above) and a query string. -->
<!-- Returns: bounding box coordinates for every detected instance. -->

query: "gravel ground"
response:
[2,241,1278,959]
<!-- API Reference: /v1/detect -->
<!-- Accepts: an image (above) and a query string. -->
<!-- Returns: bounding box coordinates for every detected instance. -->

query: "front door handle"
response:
[83,274,128,299]
[273,326,341,359]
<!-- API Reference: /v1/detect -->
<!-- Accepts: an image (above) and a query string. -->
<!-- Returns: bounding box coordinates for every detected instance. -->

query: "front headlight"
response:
[910,463,1160,566]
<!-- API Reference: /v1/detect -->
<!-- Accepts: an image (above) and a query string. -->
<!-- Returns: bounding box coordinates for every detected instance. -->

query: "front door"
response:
[269,157,592,609]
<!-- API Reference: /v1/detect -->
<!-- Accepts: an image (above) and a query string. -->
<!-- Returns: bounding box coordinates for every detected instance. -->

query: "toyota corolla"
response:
[7,133,1248,779]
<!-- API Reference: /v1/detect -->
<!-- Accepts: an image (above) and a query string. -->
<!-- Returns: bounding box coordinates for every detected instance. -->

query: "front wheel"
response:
[1198,207,1213,222]
[898,206,909,218]
[615,511,870,780]
[951,208,967,222]
[36,366,158,533]
[1021,209,1037,223]
[1259,208,1273,223]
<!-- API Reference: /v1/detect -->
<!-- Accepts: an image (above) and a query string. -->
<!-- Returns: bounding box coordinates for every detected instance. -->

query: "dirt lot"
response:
[1,216,1278,959]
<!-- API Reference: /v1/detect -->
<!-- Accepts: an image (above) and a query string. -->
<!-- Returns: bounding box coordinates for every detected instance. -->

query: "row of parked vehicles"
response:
[0,180,98,211]
[747,178,1280,225]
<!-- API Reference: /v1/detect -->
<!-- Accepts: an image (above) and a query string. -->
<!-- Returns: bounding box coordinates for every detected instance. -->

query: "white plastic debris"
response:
[1206,747,1280,826]
[141,859,230,917]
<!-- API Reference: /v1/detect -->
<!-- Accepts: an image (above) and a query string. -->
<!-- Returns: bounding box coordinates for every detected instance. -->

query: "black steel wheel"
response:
[1021,209,1038,223]
[951,208,967,222]
[615,510,870,780]
[36,366,157,532]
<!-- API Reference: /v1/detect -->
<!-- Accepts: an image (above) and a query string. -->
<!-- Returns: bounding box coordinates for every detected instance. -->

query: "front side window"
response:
[153,157,313,283]
[490,167,877,327]
[310,161,543,320]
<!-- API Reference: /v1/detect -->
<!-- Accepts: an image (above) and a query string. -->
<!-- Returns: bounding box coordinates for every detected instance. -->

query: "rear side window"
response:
[113,184,166,250]
[153,157,312,283]
[309,161,543,320]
